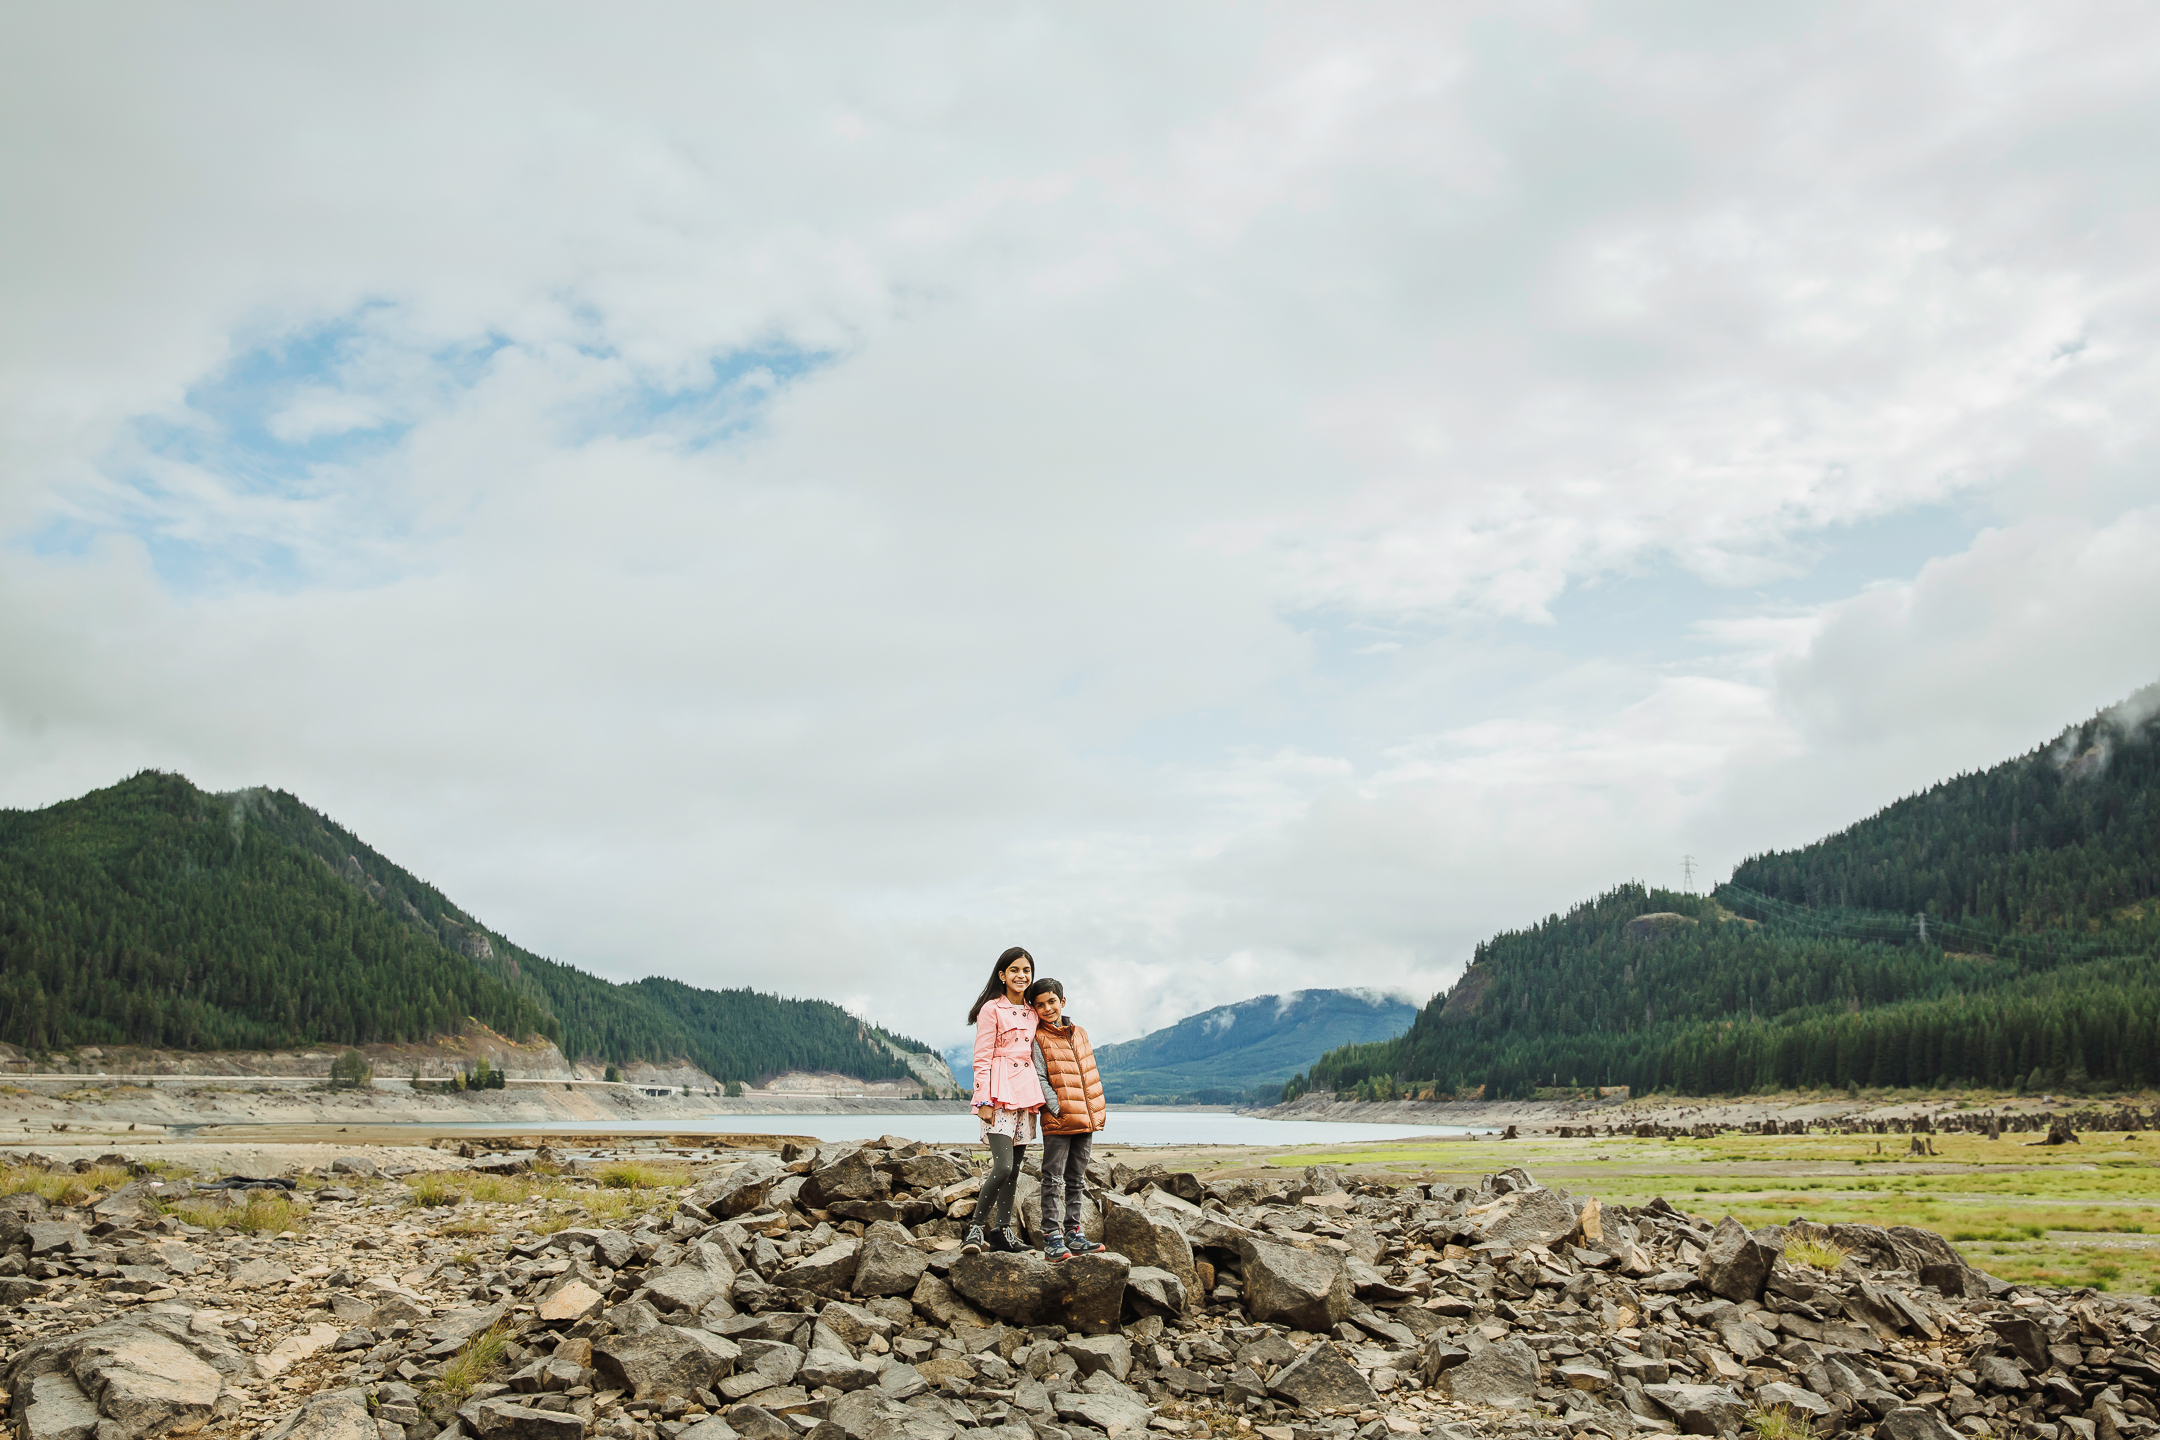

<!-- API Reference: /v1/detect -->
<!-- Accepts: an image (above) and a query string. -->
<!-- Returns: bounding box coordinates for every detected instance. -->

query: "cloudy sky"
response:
[5,3,2159,1055]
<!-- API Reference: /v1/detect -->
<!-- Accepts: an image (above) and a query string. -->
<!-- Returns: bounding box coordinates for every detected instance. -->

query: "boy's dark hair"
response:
[1023,978,1064,1005]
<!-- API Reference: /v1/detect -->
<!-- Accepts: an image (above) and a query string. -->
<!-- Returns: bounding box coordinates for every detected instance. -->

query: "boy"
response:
[1024,977,1107,1261]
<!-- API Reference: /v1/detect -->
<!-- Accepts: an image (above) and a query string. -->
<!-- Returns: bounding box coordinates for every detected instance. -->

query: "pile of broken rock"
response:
[4,1144,2157,1440]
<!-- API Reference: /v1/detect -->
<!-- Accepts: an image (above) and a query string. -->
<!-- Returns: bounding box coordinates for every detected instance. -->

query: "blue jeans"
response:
[1039,1131,1093,1235]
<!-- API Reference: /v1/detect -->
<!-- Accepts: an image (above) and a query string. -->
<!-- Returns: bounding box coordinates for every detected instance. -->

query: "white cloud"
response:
[1,4,2158,1051]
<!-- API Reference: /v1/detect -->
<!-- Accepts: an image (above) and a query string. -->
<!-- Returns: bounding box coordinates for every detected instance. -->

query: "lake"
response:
[419,1109,1492,1147]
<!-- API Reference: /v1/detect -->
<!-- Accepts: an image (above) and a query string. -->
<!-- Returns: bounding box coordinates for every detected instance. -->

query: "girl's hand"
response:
[976,1106,993,1122]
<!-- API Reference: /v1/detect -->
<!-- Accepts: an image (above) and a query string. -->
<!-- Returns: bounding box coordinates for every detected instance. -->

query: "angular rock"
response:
[1880,1408,1962,1440]
[1440,1338,1539,1409]
[1053,1387,1152,1436]
[469,1397,588,1440]
[1463,1186,1577,1248]
[811,1151,893,1206]
[1123,1266,1187,1318]
[55,1323,225,1436]
[1236,1236,1351,1332]
[263,1387,379,1440]
[1755,1382,1832,1416]
[949,1251,1128,1333]
[1062,1335,1133,1382]
[536,1279,605,1324]
[788,1238,861,1296]
[1643,1383,1748,1435]
[827,1387,960,1440]
[594,1325,741,1400]
[688,1159,786,1219]
[1102,1194,1198,1312]
[18,1372,100,1440]
[1697,1216,1777,1302]
[1267,1340,1378,1413]
[798,1350,881,1392]
[255,1323,340,1379]
[853,1235,929,1298]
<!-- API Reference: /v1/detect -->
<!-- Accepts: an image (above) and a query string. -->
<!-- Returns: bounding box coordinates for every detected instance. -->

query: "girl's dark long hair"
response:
[967,947,1034,1025]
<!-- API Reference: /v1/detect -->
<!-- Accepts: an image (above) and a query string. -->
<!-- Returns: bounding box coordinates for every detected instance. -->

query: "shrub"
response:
[329,1049,373,1088]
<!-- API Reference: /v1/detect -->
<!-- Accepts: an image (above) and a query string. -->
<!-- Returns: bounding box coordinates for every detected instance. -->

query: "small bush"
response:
[1746,1404,1814,1440]
[329,1049,373,1088]
[1783,1233,1851,1271]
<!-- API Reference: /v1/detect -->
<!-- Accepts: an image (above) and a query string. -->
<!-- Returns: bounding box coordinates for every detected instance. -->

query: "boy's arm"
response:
[1032,1039,1060,1117]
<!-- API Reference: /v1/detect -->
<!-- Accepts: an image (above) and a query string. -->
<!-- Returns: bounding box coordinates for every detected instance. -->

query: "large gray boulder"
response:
[18,1372,102,1440]
[827,1387,961,1440]
[594,1326,741,1400]
[1101,1194,1197,1312]
[1123,1266,1187,1318]
[1438,1338,1539,1409]
[811,1150,893,1206]
[948,1251,1129,1334]
[908,1274,990,1329]
[1236,1236,1350,1332]
[1643,1383,1749,1435]
[688,1159,786,1219]
[466,1397,587,1440]
[1464,1187,1577,1248]
[788,1238,861,1296]
[1697,1216,1778,1302]
[1266,1340,1378,1413]
[853,1235,930,1298]
[5,1316,238,1440]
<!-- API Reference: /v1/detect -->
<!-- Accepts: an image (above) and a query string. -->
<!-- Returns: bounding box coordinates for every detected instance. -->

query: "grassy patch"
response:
[1783,1232,1850,1271]
[0,1163,133,1205]
[403,1171,568,1208]
[162,1193,311,1234]
[429,1321,512,1404]
[595,1160,690,1191]
[1746,1404,1814,1440]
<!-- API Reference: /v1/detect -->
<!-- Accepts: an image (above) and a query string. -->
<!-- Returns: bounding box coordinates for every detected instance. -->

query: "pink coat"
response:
[971,998,1044,1110]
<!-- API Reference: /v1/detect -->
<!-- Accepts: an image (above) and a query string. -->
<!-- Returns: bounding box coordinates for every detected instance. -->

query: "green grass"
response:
[430,1321,513,1404]
[596,1160,690,1191]
[0,1163,132,1205]
[1259,1125,2160,1296]
[162,1193,312,1234]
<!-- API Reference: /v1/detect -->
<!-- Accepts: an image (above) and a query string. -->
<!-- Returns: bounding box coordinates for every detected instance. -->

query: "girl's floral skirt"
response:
[980,1104,1040,1143]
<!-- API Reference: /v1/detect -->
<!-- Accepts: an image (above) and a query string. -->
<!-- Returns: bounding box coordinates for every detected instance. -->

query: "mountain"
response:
[1093,989,1417,1104]
[1297,685,2160,1102]
[0,771,952,1089]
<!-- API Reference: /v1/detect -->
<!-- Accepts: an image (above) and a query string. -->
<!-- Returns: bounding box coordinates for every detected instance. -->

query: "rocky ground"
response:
[1,1137,2155,1440]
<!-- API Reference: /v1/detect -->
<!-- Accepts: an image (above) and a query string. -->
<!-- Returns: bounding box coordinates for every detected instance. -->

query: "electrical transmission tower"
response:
[1681,855,1697,892]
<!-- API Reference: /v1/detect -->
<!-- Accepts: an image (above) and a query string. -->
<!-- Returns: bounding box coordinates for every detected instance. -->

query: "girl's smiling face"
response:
[1000,955,1033,1001]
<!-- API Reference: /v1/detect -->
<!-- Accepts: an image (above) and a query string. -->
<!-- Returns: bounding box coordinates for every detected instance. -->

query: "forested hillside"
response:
[0,772,939,1086]
[1295,687,2160,1101]
[1093,989,1416,1105]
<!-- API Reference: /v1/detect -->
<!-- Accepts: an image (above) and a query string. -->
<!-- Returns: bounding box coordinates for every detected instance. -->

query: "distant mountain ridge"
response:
[1301,684,2160,1101]
[1092,989,1418,1104]
[0,771,955,1091]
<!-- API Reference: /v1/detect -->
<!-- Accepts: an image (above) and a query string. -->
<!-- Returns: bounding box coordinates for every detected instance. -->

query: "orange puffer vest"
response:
[1037,1021,1105,1135]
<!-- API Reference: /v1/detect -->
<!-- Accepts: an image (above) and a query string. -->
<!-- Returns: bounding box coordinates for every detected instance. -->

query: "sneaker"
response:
[1042,1234,1070,1263]
[981,1225,1008,1253]
[1065,1227,1104,1255]
[1001,1225,1028,1254]
[961,1225,986,1256]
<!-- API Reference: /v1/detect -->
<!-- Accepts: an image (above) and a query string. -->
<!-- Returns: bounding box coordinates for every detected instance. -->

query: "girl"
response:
[963,945,1045,1254]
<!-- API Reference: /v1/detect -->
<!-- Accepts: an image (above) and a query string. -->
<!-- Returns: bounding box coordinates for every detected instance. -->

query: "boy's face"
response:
[1031,991,1065,1027]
